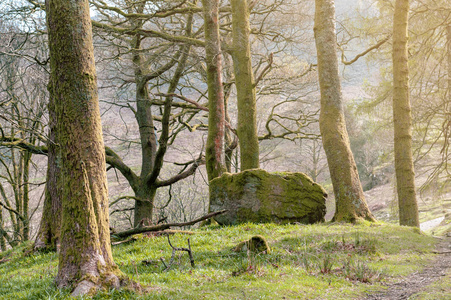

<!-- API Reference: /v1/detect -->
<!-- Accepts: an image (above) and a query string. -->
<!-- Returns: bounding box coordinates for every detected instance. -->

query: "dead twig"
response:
[162,235,195,271]
[0,251,13,264]
[0,257,11,264]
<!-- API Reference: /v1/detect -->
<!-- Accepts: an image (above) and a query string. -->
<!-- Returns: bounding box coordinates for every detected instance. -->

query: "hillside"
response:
[0,222,449,299]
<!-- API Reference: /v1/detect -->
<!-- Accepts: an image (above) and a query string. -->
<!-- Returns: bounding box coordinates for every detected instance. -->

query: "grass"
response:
[0,222,439,299]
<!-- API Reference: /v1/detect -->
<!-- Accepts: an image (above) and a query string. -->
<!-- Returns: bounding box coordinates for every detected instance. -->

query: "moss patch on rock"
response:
[233,235,271,254]
[210,169,327,225]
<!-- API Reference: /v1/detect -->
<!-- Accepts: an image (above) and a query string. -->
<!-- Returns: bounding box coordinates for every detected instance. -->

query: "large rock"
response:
[209,169,327,225]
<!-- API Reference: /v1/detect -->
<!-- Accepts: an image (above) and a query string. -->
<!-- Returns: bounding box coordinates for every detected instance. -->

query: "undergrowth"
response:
[0,222,437,299]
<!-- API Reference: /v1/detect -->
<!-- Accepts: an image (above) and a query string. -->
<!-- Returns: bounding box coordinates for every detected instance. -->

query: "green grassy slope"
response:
[0,222,440,299]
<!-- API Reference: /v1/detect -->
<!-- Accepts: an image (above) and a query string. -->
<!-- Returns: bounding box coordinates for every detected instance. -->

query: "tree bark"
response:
[46,0,125,294]
[203,0,226,181]
[0,206,5,251]
[392,0,419,227]
[231,0,259,170]
[223,40,238,173]
[448,25,450,110]
[130,9,158,226]
[313,0,375,222]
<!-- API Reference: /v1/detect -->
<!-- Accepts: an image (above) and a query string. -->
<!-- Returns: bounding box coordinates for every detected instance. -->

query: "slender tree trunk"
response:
[311,141,319,182]
[448,25,450,106]
[314,0,375,222]
[392,0,419,227]
[22,151,31,241]
[203,0,226,181]
[46,0,127,294]
[11,146,22,242]
[223,46,238,173]
[34,87,62,250]
[0,206,5,251]
[231,0,259,170]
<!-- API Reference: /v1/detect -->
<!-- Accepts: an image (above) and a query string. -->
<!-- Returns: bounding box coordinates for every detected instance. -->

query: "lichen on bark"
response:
[46,0,136,295]
[231,0,259,170]
[202,0,226,181]
[313,0,375,223]
[392,0,419,227]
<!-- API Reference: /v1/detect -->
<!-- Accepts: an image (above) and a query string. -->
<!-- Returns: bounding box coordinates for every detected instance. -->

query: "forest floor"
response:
[366,235,451,299]
[362,182,451,299]
[1,222,449,299]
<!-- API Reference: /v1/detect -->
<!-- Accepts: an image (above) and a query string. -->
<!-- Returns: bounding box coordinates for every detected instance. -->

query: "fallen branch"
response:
[0,257,10,264]
[0,252,12,264]
[432,250,451,254]
[112,230,195,245]
[114,210,227,238]
[111,238,135,246]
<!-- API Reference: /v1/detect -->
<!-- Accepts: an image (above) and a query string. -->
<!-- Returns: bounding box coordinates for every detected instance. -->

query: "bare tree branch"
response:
[341,35,390,65]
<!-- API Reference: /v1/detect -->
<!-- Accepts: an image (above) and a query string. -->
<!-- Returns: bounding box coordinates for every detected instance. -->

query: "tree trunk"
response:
[231,0,259,170]
[46,0,126,294]
[0,206,5,251]
[203,0,226,181]
[132,29,158,227]
[133,186,157,227]
[313,0,375,222]
[223,42,238,173]
[392,0,419,227]
[448,25,450,109]
[34,86,62,250]
[22,151,31,241]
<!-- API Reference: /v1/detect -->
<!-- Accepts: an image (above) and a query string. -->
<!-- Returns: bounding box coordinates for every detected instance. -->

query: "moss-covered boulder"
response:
[209,169,327,225]
[233,235,271,254]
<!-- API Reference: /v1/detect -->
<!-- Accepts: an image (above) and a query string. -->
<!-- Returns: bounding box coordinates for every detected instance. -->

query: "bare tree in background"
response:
[90,0,204,227]
[0,20,48,249]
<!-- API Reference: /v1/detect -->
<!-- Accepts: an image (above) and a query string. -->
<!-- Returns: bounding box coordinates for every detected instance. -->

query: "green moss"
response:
[210,169,327,225]
[233,235,271,254]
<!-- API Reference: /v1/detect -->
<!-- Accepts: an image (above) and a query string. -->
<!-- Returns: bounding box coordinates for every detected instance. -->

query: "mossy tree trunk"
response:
[203,0,226,181]
[46,0,124,294]
[231,0,259,170]
[448,25,450,114]
[313,0,375,222]
[0,206,5,251]
[392,0,419,227]
[223,39,239,173]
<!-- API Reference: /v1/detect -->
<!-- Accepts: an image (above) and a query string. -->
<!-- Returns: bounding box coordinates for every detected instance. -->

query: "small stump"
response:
[210,169,327,225]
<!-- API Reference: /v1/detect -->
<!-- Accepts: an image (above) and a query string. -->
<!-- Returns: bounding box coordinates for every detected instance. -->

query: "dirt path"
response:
[420,217,446,231]
[366,237,451,300]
